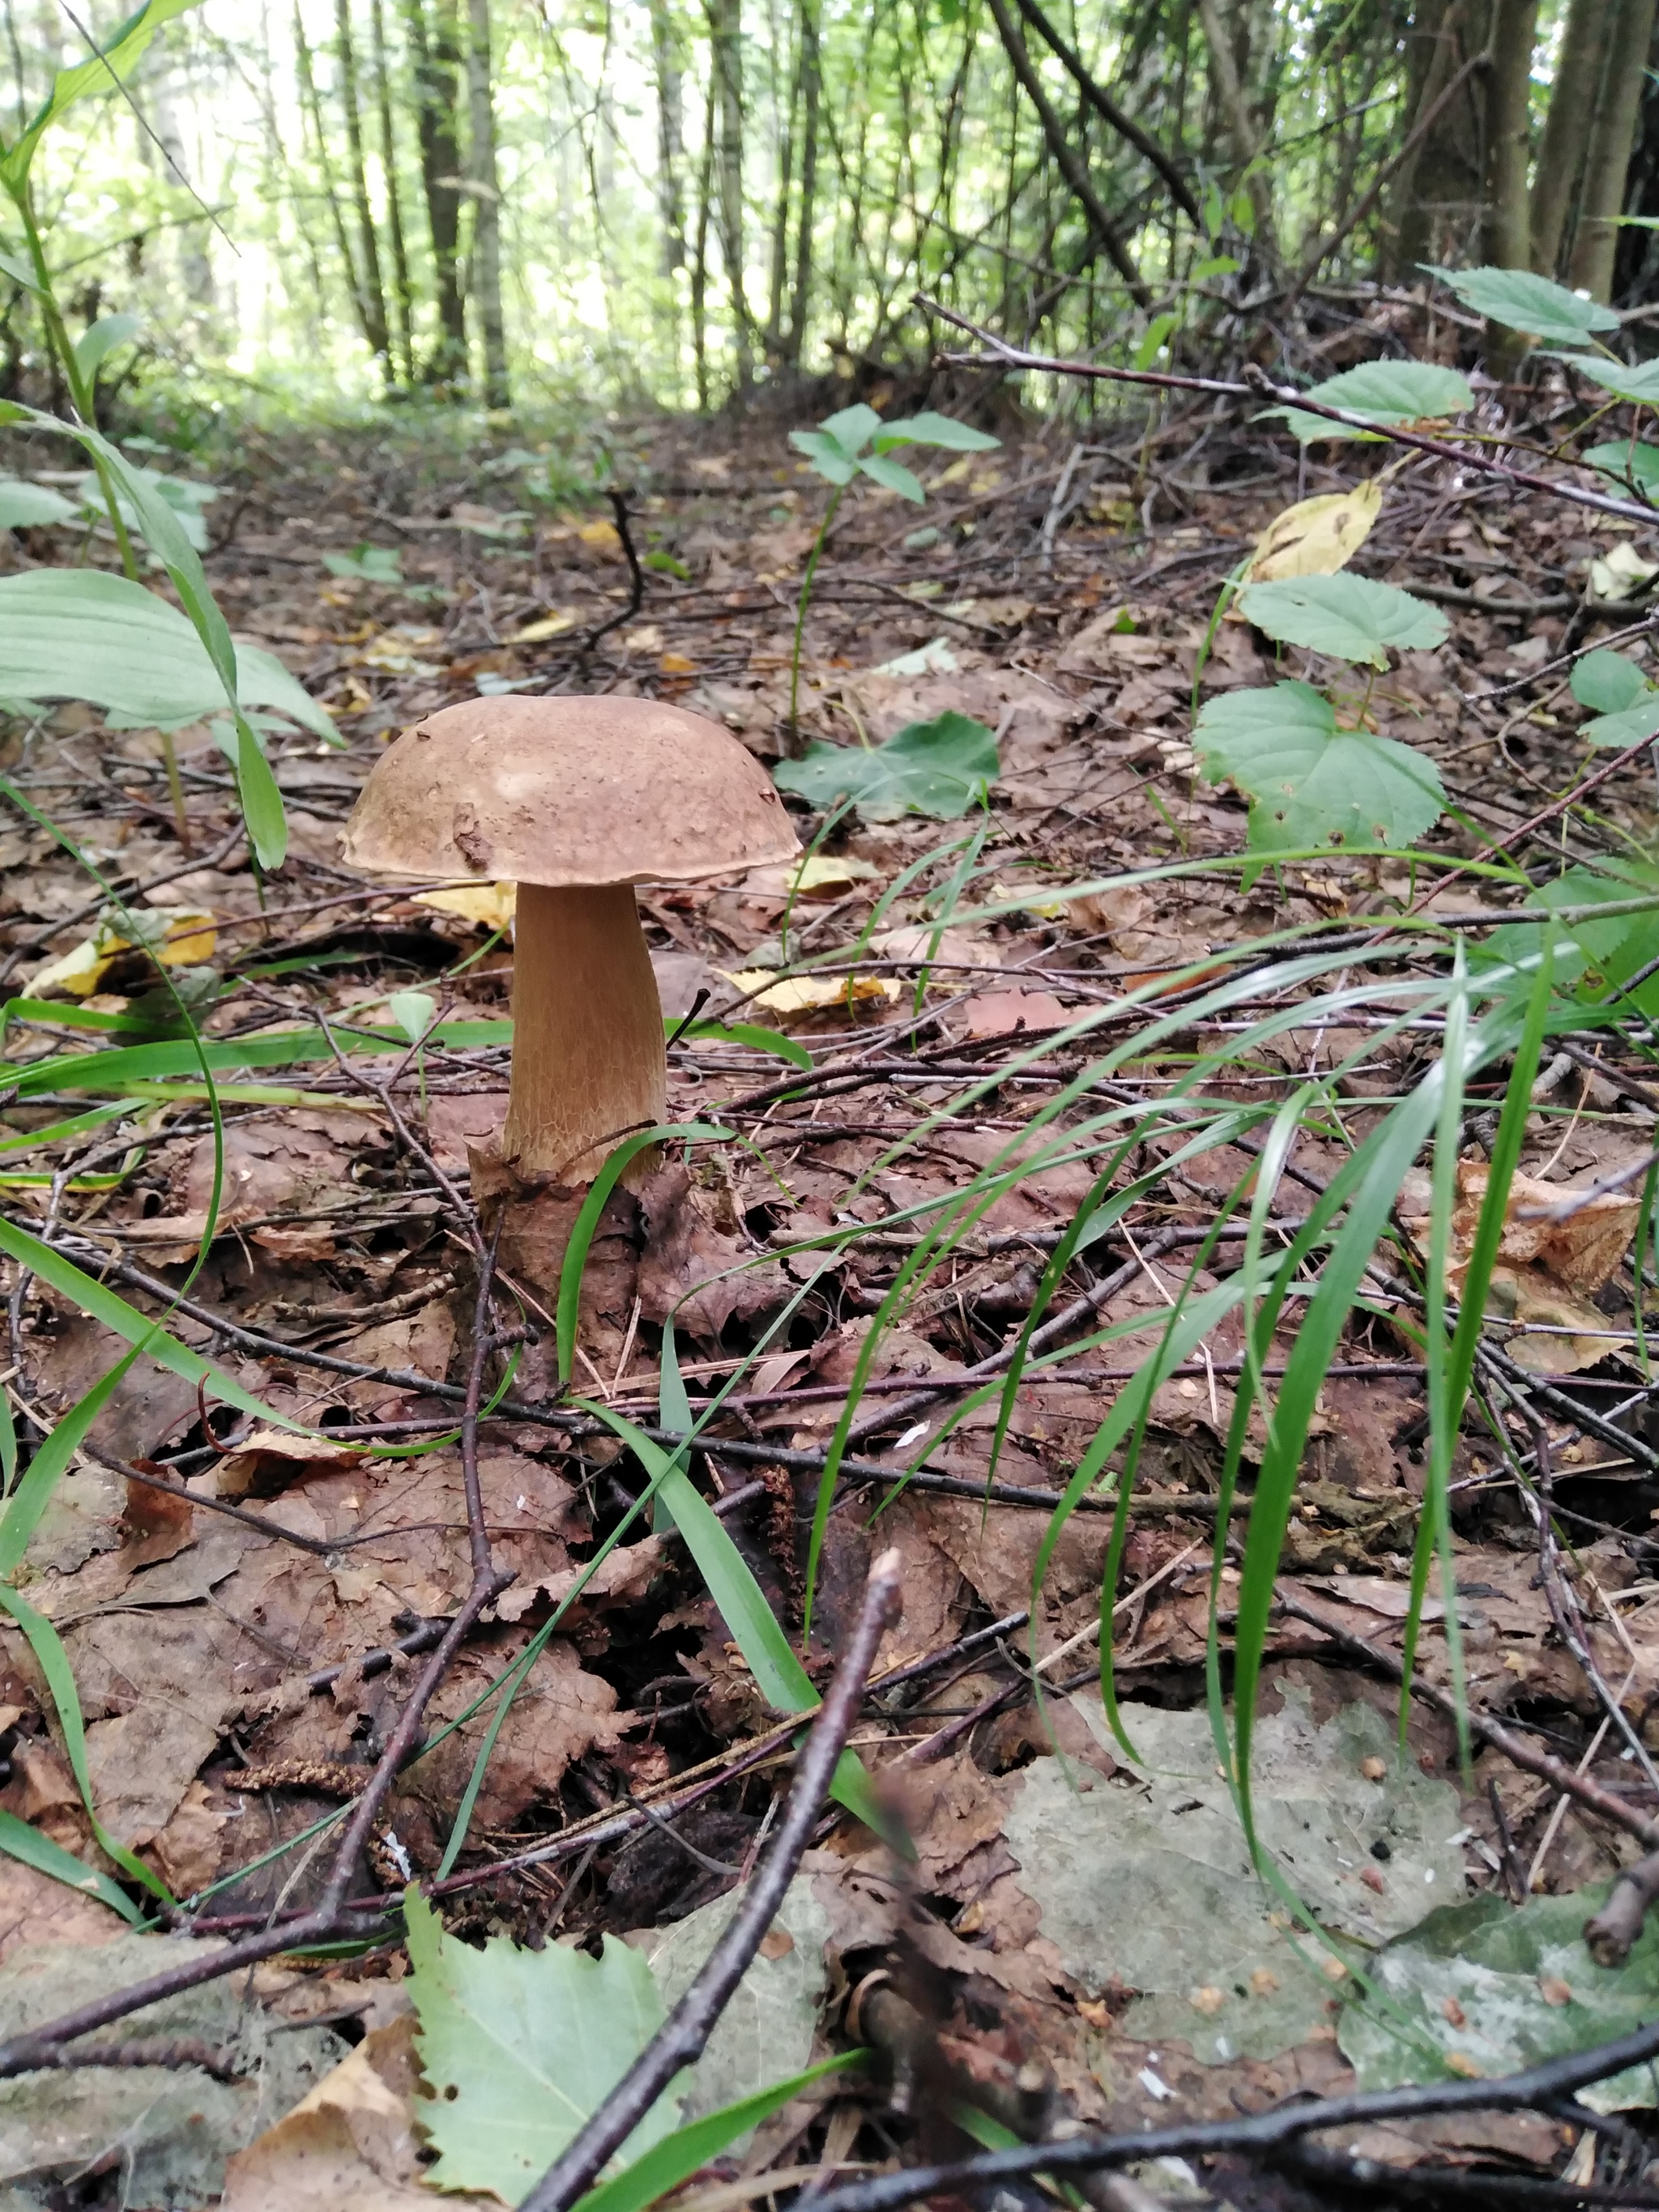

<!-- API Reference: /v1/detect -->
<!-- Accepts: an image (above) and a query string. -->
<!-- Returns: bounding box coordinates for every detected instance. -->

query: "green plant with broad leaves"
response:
[0,0,292,869]
[786,403,999,730]
[775,706,1000,820]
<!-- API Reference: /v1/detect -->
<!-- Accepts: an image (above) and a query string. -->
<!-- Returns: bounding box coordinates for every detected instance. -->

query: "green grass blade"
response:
[3,1017,514,1100]
[555,1125,730,1387]
[0,1805,148,1924]
[574,2053,866,2212]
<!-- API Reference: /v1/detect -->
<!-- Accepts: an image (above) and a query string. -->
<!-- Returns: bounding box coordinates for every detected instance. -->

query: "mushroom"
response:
[342,694,800,1184]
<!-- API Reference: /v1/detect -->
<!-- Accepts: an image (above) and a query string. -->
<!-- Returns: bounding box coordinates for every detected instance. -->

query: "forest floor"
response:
[6,344,1659,2207]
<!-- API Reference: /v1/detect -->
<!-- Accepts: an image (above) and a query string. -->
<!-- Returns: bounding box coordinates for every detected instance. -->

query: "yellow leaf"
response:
[620,624,663,653]
[155,910,217,966]
[720,969,900,1016]
[1243,480,1384,583]
[29,936,112,997]
[508,608,579,643]
[792,855,881,892]
[578,518,621,552]
[660,651,697,674]
[415,881,518,932]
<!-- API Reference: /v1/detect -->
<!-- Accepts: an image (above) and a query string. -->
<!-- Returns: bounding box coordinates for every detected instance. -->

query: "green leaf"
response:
[577,2056,865,2212]
[0,570,335,739]
[0,1805,147,1924]
[0,0,203,189]
[1341,1889,1659,2112]
[1555,354,1659,405]
[671,1019,812,1068]
[405,1887,680,2204]
[322,543,402,582]
[856,452,926,501]
[817,403,881,454]
[1480,863,1659,977]
[2,1015,513,1102]
[774,709,1000,821]
[870,411,1000,453]
[74,312,141,381]
[1427,263,1619,340]
[386,988,437,1041]
[1583,697,1659,748]
[1238,573,1448,666]
[1572,647,1650,714]
[1583,440,1659,498]
[1268,360,1474,443]
[787,428,859,484]
[0,479,78,527]
[1195,680,1448,852]
[0,248,41,292]
[1132,312,1179,370]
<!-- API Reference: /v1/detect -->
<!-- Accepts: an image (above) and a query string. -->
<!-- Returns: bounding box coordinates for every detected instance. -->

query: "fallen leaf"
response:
[508,608,580,642]
[578,518,622,553]
[720,969,901,1015]
[961,987,1068,1037]
[415,880,518,931]
[660,651,697,673]
[1242,481,1385,583]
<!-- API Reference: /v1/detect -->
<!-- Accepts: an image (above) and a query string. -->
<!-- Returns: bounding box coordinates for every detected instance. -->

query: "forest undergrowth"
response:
[14,277,1659,2210]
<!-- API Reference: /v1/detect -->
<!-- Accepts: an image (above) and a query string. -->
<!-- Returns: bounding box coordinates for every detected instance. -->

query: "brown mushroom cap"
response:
[341,694,801,885]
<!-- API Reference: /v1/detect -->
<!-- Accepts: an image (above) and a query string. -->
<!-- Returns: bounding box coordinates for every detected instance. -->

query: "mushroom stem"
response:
[502,882,667,1185]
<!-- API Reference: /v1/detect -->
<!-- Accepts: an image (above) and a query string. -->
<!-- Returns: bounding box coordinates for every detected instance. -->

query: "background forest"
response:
[8,0,1659,427]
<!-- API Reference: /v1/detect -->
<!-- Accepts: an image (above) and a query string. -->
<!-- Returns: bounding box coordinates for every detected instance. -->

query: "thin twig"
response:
[520,1546,905,2212]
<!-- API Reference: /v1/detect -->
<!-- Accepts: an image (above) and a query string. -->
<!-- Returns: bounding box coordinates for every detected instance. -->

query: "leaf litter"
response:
[14,289,1659,2203]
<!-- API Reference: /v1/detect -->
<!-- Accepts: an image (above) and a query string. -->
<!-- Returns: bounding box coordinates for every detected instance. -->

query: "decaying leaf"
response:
[1241,481,1384,584]
[414,879,518,930]
[720,968,902,1015]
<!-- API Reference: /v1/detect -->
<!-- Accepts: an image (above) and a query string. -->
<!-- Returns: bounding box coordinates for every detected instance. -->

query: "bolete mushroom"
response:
[342,694,800,1184]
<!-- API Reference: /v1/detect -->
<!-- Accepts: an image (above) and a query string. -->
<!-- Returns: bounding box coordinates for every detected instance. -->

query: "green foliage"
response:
[1266,360,1474,443]
[0,478,76,526]
[1194,680,1447,852]
[405,1887,679,2202]
[74,313,141,382]
[1555,356,1659,405]
[322,543,403,582]
[1572,647,1650,714]
[775,710,1000,820]
[1583,441,1659,498]
[0,0,203,189]
[0,570,336,739]
[789,403,999,503]
[1427,263,1620,341]
[1237,574,1448,666]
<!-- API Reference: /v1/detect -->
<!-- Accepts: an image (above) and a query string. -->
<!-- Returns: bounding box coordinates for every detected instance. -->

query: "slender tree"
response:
[1481,0,1538,275]
[467,0,509,404]
[403,0,468,383]
[1568,0,1659,300]
[370,0,416,382]
[335,0,393,377]
[784,0,818,368]
[1530,0,1603,275]
[705,0,753,387]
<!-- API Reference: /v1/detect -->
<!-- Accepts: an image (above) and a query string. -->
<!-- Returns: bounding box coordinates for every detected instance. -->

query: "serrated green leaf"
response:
[1239,573,1448,666]
[1583,440,1659,498]
[1555,354,1659,405]
[0,570,335,739]
[774,710,999,820]
[1428,263,1619,339]
[1478,863,1659,980]
[1583,697,1659,748]
[74,313,141,381]
[870,410,1000,453]
[856,451,925,501]
[1572,647,1650,714]
[1195,680,1447,851]
[1269,360,1474,443]
[405,1887,680,2204]
[0,479,78,527]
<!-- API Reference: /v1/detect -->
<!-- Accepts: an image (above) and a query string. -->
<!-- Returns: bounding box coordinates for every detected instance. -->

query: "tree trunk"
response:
[371,0,415,382]
[982,0,1149,304]
[1196,0,1277,259]
[466,0,509,405]
[691,69,716,409]
[295,2,376,352]
[765,11,798,363]
[1568,0,1659,300]
[1388,0,1489,277]
[1530,0,1603,274]
[1481,0,1537,272]
[648,0,688,277]
[403,0,468,385]
[705,0,752,388]
[785,0,818,368]
[335,0,392,377]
